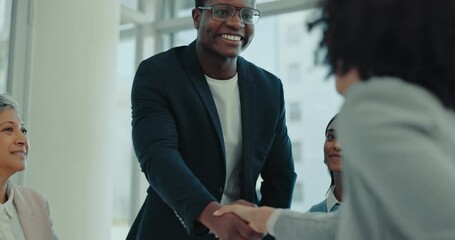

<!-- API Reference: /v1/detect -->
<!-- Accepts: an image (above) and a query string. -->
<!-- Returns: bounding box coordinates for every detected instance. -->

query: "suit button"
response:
[218,187,223,194]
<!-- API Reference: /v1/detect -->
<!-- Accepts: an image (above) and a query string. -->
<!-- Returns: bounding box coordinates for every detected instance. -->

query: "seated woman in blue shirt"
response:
[308,114,342,213]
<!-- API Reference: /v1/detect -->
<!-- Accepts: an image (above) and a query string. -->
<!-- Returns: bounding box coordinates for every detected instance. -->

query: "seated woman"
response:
[0,94,58,240]
[309,114,342,213]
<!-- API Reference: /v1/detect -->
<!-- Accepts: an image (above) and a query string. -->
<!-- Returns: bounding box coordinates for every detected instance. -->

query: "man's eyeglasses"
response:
[198,4,261,25]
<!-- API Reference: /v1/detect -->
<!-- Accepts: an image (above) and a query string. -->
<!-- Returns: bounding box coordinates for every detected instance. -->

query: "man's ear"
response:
[192,8,201,29]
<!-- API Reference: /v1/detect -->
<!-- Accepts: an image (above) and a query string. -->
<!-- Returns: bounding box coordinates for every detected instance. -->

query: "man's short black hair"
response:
[310,0,455,109]
[195,0,206,7]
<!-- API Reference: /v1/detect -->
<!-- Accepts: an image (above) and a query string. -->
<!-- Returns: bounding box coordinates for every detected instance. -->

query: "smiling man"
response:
[127,0,296,239]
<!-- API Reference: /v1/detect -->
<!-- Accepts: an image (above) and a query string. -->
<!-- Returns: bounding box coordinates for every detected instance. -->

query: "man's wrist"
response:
[197,201,221,227]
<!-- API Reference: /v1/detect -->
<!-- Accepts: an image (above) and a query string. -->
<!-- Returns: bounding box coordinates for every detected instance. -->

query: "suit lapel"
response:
[181,41,226,159]
[237,57,256,200]
[11,184,36,240]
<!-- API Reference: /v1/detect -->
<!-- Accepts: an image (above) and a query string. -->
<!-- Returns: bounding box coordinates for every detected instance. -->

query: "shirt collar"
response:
[0,183,16,219]
[326,185,341,211]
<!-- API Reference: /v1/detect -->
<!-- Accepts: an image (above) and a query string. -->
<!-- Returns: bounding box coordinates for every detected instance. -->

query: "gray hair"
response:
[0,94,19,113]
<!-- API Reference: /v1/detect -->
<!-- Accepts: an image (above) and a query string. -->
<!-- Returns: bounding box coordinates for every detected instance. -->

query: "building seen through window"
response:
[292,141,302,162]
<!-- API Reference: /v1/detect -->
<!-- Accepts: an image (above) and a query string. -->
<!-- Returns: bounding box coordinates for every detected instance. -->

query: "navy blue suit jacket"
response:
[127,41,296,239]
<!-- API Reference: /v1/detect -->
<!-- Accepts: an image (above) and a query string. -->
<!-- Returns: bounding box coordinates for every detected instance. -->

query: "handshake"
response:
[198,200,277,240]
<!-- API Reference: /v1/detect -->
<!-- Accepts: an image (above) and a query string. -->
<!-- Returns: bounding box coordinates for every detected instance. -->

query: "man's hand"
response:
[213,204,276,234]
[198,201,263,240]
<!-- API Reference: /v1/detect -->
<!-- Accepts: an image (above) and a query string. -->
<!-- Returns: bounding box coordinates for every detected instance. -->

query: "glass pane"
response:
[244,10,343,211]
[172,29,196,48]
[121,0,139,10]
[257,0,280,3]
[174,0,194,18]
[0,0,13,93]
[111,31,136,240]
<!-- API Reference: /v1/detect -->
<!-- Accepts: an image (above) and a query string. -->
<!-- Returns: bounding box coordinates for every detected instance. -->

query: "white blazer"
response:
[11,183,58,240]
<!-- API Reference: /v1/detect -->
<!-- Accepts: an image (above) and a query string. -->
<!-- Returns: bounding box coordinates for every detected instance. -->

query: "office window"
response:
[292,141,302,162]
[245,11,342,211]
[289,102,301,121]
[287,25,302,46]
[0,0,12,92]
[288,63,301,85]
[258,0,281,3]
[111,27,137,240]
[173,29,196,47]
[121,0,139,10]
[174,0,193,17]
[292,182,304,202]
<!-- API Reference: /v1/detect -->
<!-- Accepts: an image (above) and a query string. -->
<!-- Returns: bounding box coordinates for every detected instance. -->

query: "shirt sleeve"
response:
[266,208,282,236]
[268,209,338,240]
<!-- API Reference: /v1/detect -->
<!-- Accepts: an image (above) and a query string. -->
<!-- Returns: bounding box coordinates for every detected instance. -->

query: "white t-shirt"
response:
[206,74,243,205]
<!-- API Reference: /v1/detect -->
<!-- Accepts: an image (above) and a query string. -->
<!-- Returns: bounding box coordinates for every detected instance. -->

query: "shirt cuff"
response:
[266,208,283,236]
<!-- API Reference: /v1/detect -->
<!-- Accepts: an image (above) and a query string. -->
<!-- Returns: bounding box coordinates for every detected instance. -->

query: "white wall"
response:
[19,0,120,239]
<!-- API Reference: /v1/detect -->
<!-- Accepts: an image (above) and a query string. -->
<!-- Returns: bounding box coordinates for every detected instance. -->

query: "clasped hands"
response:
[199,200,276,240]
